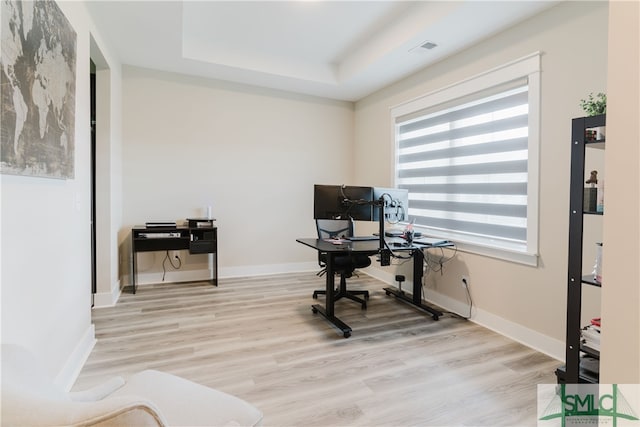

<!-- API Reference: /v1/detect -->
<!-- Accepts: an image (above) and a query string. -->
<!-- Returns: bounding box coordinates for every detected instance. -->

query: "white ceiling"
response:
[86,1,557,101]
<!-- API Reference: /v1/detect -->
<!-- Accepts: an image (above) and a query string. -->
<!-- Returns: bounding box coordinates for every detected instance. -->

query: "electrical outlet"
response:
[461,276,469,288]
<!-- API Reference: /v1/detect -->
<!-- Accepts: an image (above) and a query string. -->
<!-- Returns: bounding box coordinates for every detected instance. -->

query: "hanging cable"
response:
[161,250,182,281]
[419,244,472,320]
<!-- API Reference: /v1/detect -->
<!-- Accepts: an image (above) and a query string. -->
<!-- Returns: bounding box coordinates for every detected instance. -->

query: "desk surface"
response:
[296,238,380,253]
[296,237,451,253]
[132,225,217,231]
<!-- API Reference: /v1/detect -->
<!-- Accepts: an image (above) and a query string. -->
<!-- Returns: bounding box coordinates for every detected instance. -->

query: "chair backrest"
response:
[314,219,371,271]
[316,219,354,239]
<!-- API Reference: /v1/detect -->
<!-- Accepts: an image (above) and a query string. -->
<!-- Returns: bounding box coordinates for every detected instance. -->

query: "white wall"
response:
[0,1,121,388]
[353,1,609,360]
[120,67,355,282]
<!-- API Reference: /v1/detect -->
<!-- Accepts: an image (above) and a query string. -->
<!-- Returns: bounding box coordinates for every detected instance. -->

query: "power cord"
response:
[419,244,473,320]
[340,185,373,218]
[378,192,405,224]
[384,239,413,261]
[420,280,472,320]
[461,277,473,319]
[423,245,457,275]
[391,255,413,267]
[161,250,182,281]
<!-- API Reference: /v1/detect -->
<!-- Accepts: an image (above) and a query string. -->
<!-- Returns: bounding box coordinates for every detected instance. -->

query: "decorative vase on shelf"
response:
[593,242,603,283]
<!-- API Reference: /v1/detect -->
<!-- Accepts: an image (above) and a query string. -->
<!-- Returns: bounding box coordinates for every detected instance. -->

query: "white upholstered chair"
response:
[1,344,263,426]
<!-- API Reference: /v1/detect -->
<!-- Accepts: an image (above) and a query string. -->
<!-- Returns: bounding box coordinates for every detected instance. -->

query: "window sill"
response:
[454,240,538,267]
[416,226,539,267]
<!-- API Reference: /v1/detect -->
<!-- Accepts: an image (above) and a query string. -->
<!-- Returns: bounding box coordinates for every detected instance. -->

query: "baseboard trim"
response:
[127,269,213,286]
[55,325,96,391]
[426,290,565,362]
[125,262,319,287]
[362,266,564,362]
[93,279,121,308]
[220,262,318,278]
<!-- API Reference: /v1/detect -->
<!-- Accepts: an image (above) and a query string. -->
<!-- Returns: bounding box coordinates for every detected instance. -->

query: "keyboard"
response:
[347,235,379,241]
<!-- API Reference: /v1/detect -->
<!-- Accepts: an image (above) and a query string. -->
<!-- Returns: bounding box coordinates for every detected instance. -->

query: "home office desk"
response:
[296,237,448,338]
[131,220,217,294]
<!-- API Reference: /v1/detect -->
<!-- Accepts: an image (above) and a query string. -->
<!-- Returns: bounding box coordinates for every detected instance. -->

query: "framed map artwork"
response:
[1,0,77,179]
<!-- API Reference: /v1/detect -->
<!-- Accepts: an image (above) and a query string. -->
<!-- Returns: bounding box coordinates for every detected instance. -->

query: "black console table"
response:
[131,218,217,293]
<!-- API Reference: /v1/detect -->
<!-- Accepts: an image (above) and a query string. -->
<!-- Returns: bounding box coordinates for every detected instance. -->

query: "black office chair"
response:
[313,219,372,309]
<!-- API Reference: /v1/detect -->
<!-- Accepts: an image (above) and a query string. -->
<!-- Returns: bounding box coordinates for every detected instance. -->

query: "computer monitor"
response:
[372,187,409,223]
[313,184,374,221]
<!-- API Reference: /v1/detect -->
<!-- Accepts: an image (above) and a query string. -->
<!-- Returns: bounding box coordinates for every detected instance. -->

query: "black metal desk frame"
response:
[296,238,445,338]
[131,221,217,293]
[383,248,442,321]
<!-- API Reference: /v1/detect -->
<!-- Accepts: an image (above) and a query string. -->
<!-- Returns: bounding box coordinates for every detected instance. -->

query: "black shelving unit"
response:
[556,114,605,384]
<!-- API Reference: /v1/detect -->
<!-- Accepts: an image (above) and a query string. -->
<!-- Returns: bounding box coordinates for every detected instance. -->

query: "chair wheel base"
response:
[312,289,369,310]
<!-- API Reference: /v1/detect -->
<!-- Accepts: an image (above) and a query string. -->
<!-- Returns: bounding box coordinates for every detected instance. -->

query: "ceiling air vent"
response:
[409,41,438,53]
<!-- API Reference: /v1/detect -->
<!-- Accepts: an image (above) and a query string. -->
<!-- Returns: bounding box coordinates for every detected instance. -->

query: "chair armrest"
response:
[75,396,167,427]
[69,376,126,401]
[111,370,263,426]
[2,392,166,426]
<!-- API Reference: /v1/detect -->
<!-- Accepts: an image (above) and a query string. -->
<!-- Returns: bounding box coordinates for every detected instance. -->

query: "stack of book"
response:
[581,317,601,352]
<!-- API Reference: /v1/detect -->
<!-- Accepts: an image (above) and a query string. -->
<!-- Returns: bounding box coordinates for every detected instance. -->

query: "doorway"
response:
[89,35,113,307]
[90,60,97,306]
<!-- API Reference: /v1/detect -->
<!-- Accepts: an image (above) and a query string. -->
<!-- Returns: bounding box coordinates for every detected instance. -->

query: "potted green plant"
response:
[579,92,607,116]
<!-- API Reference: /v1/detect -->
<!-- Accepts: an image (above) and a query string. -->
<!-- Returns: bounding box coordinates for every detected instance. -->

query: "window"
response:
[391,53,541,265]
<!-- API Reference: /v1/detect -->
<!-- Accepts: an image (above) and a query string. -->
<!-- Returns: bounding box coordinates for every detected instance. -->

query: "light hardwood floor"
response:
[75,272,559,426]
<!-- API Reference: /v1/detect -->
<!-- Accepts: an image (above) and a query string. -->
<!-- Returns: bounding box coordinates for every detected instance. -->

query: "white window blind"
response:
[392,53,541,264]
